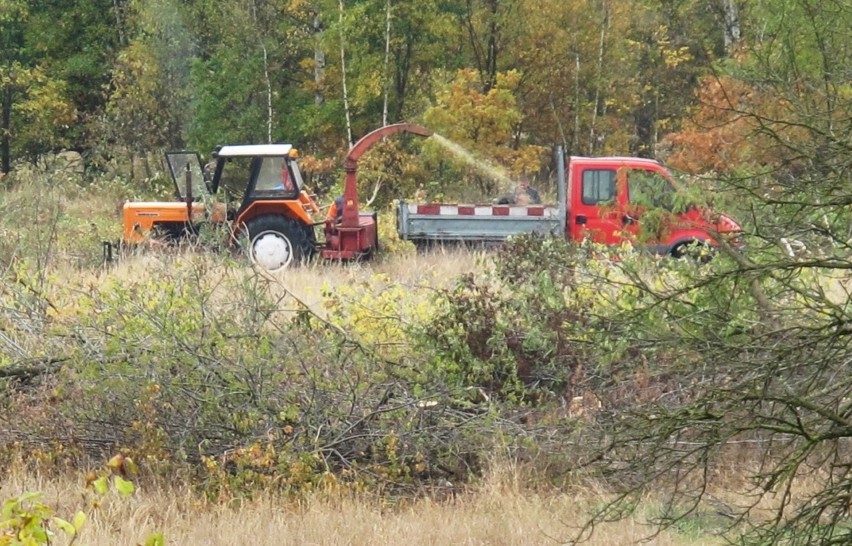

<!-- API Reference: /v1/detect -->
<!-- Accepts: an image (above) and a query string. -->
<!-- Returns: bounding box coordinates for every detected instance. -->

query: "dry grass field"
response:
[0,465,713,546]
[5,180,847,546]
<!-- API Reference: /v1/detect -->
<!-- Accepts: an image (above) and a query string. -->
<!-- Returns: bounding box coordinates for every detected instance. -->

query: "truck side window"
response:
[582,169,616,205]
[628,170,675,211]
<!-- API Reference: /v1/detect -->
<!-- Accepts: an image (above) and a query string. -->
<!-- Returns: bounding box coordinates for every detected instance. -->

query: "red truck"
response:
[397,149,740,257]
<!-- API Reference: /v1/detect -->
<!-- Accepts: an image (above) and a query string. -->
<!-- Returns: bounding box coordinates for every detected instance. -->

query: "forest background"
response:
[3,0,790,192]
[1,0,851,544]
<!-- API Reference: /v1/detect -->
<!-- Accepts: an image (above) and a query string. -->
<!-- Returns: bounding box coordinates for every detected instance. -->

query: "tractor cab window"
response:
[627,169,675,211]
[166,152,207,200]
[216,157,249,203]
[253,156,299,197]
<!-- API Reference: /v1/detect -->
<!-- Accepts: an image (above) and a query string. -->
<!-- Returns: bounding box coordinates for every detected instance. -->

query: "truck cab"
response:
[566,156,739,256]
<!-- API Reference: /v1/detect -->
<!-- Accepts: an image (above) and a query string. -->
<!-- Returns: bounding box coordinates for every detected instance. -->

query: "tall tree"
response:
[185,0,303,152]
[619,0,724,156]
[104,0,195,160]
[459,0,517,92]
[423,68,546,198]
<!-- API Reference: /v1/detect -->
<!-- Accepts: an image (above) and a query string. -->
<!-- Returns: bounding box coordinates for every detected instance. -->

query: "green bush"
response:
[417,234,604,402]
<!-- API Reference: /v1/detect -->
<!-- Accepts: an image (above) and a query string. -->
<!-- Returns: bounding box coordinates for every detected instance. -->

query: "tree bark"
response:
[339,0,353,148]
[722,0,740,53]
[1,87,10,174]
[382,0,392,127]
[262,42,273,143]
[0,358,68,381]
[313,14,326,106]
[589,3,609,154]
[573,51,580,154]
[393,36,412,121]
[465,0,499,92]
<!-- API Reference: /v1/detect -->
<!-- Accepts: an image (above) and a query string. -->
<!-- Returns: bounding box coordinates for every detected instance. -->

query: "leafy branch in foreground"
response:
[0,455,162,546]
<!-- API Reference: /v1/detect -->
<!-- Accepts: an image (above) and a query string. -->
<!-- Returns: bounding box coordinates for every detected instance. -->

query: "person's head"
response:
[518,174,530,189]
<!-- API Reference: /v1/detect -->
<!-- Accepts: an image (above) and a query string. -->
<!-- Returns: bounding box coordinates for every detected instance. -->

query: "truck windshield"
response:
[628,170,676,211]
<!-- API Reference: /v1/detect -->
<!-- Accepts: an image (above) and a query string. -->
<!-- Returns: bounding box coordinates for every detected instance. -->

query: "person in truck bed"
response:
[498,174,541,205]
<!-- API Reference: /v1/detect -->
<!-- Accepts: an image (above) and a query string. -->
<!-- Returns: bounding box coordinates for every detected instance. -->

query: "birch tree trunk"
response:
[261,42,273,143]
[250,1,273,142]
[382,0,392,127]
[339,0,353,148]
[112,0,125,46]
[314,14,325,106]
[573,50,580,154]
[2,87,12,174]
[589,3,609,154]
[722,0,740,53]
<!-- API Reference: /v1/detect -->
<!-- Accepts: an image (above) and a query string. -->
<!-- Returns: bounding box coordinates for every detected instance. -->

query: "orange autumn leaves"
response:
[664,75,812,175]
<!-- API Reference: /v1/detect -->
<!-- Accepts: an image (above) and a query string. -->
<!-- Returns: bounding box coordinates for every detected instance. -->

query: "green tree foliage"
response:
[24,0,122,145]
[103,0,195,155]
[422,68,547,199]
[185,0,276,151]
[0,1,75,171]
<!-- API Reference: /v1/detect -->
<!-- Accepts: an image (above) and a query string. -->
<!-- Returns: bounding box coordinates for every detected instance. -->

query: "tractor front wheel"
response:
[245,216,311,272]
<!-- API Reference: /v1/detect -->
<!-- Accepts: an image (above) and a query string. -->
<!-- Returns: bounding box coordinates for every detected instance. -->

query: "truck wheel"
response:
[671,240,712,263]
[245,216,312,272]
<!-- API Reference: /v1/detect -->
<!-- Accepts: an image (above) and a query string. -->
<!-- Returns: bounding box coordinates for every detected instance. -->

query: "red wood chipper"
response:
[321,122,433,261]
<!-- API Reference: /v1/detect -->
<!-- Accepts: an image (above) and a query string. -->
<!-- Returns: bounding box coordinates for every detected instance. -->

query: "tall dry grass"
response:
[80,243,491,319]
[0,463,709,546]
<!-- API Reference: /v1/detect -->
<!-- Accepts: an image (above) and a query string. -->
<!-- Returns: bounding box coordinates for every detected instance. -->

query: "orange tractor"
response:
[119,123,432,271]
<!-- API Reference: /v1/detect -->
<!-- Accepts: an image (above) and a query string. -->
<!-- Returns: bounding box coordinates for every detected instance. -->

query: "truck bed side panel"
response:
[397,202,562,242]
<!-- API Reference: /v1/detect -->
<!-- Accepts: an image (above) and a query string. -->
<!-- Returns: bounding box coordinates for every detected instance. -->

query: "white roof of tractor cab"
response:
[215,144,294,157]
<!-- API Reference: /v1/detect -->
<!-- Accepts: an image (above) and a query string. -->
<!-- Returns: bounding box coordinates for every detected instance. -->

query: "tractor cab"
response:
[210,145,307,213]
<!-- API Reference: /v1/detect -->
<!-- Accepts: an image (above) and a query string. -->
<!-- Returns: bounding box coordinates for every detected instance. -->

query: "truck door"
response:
[623,167,678,246]
[573,167,623,245]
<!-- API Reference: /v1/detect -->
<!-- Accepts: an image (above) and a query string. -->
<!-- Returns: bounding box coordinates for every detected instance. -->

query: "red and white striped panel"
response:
[407,203,558,218]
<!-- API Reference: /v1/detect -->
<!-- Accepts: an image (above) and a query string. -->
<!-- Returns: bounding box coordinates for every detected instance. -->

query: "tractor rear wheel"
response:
[245,216,313,272]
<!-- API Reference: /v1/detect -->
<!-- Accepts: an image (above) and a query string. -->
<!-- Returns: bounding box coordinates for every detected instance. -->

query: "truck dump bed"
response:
[396,147,568,246]
[396,202,562,244]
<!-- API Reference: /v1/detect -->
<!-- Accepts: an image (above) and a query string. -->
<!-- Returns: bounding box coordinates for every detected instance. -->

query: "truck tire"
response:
[245,215,313,272]
[671,240,712,263]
